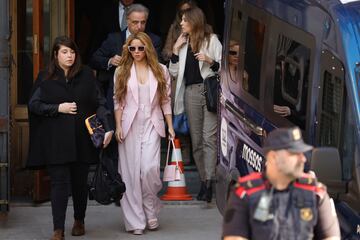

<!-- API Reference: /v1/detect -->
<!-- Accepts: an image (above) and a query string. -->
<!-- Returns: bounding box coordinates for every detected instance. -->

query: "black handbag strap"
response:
[99,149,104,163]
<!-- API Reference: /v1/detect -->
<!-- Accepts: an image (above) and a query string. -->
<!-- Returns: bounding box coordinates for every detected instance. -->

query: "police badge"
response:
[300,207,313,221]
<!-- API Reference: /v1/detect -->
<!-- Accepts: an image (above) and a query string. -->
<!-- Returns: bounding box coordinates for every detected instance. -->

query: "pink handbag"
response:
[163,139,182,182]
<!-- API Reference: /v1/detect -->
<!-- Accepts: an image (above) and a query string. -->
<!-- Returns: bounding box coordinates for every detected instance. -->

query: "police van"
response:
[216,0,360,238]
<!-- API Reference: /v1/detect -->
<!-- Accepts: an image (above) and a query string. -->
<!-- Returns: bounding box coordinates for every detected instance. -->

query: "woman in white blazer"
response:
[168,7,222,203]
[114,32,175,235]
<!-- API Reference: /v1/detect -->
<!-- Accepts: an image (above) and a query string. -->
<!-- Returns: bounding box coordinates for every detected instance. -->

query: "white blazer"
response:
[168,34,222,115]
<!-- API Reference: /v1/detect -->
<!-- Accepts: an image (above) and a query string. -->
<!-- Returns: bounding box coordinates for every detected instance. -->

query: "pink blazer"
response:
[114,63,172,138]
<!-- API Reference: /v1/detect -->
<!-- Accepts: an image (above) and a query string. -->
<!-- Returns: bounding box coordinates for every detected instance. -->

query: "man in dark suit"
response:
[90,3,161,112]
[99,0,136,34]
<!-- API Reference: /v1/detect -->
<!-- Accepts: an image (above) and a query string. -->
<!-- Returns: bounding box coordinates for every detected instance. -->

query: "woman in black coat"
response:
[27,36,113,240]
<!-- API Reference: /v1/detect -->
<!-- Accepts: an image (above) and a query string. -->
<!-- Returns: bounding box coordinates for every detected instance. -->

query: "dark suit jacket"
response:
[90,29,162,111]
[100,1,121,34]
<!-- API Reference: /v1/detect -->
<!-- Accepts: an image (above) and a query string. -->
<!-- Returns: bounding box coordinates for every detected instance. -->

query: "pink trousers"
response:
[118,119,162,231]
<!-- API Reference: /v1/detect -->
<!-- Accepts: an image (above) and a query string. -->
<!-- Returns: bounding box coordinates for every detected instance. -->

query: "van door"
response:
[231,3,271,174]
[316,50,349,195]
[220,2,271,177]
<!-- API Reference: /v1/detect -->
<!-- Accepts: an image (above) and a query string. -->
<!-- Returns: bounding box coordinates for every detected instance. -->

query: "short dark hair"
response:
[176,0,197,19]
[47,36,82,80]
[177,0,197,11]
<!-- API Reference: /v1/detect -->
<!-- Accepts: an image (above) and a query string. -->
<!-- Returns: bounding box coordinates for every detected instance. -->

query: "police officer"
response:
[222,127,340,240]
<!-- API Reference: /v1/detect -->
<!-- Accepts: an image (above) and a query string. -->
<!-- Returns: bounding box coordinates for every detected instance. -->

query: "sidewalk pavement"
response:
[0,199,223,240]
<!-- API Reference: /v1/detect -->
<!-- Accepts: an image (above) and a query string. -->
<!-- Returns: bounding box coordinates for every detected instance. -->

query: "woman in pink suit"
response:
[113,32,175,235]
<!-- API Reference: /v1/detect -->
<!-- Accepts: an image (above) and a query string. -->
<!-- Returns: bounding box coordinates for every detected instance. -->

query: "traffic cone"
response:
[161,138,192,201]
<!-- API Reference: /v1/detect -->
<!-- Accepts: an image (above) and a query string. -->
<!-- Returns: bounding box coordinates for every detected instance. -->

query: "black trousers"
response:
[47,162,89,230]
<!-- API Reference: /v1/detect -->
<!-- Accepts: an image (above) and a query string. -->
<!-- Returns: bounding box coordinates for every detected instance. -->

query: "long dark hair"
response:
[46,36,82,80]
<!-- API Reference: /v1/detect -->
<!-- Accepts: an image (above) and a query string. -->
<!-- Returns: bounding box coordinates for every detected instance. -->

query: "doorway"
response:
[74,0,225,64]
[10,0,73,202]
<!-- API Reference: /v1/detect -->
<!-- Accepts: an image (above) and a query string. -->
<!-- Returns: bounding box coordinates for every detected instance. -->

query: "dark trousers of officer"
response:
[47,162,89,230]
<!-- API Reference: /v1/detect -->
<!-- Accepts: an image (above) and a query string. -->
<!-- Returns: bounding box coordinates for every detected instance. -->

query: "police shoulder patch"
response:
[293,173,318,192]
[297,173,317,186]
[235,186,247,199]
[235,172,266,197]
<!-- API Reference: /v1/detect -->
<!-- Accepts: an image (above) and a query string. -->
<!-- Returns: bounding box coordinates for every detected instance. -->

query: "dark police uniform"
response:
[223,173,340,239]
[222,127,340,240]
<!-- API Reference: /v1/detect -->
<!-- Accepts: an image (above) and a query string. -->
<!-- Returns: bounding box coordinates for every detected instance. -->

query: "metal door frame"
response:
[0,0,10,214]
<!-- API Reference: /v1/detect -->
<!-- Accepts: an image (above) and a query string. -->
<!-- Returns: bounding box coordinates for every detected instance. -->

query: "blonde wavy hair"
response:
[114,32,167,105]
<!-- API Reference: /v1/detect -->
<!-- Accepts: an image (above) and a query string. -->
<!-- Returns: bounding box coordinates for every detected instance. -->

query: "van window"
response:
[340,98,353,181]
[319,71,344,146]
[244,17,265,99]
[273,35,311,129]
[317,51,345,148]
[317,50,349,180]
[226,3,242,97]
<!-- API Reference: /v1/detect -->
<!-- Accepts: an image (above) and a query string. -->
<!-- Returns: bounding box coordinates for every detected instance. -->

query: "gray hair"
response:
[126,4,149,19]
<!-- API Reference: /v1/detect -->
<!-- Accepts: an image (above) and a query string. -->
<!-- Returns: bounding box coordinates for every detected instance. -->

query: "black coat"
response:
[26,66,113,169]
[89,30,162,111]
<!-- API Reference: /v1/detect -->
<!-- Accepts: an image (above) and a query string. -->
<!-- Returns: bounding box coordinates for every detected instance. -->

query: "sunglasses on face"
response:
[128,46,145,52]
[229,50,239,56]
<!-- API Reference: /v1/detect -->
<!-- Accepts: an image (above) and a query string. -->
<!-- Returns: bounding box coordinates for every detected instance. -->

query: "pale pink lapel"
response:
[128,64,139,104]
[149,68,158,104]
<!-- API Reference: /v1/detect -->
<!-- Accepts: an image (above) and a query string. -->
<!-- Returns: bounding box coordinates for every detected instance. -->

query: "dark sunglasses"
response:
[128,46,145,52]
[229,50,239,56]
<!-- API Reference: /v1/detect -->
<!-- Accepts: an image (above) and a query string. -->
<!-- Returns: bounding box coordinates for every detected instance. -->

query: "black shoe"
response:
[196,181,206,201]
[205,180,213,203]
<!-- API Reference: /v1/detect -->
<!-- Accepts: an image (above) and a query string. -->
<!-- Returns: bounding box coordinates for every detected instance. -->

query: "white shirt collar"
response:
[126,28,131,39]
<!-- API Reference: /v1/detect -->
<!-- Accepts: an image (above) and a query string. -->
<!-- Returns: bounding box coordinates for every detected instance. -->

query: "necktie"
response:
[120,6,128,31]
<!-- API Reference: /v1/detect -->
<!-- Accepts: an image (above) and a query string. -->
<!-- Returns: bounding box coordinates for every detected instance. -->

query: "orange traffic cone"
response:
[161,138,192,201]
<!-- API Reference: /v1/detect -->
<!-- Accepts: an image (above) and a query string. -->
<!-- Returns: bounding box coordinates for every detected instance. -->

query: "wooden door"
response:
[10,0,74,202]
